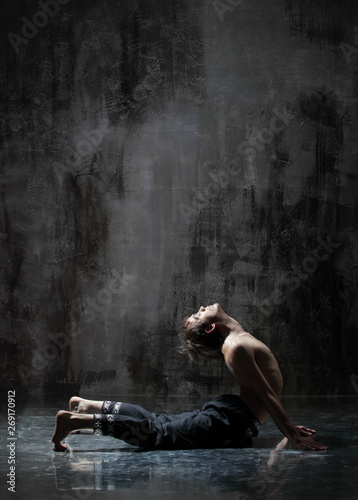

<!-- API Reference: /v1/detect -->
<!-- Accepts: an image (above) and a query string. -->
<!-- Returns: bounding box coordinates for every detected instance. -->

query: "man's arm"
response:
[226,344,328,450]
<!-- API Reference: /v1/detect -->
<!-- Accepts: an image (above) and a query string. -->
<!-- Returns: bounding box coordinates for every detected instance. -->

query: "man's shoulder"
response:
[222,334,260,375]
[222,332,256,357]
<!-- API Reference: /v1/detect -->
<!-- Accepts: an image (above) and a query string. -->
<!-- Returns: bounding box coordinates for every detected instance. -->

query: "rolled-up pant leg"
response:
[93,413,159,448]
[94,401,160,448]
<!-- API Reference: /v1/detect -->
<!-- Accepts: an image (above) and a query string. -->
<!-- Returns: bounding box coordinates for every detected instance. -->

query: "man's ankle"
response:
[70,413,93,430]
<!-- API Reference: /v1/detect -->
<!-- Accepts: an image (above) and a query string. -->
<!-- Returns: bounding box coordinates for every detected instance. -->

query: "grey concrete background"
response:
[1,0,357,398]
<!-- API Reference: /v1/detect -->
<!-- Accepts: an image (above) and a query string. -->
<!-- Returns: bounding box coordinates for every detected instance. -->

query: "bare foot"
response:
[52,410,72,452]
[52,411,94,451]
[69,396,103,414]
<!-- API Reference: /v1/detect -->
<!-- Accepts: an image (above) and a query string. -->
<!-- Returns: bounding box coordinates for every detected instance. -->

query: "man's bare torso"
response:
[222,332,283,424]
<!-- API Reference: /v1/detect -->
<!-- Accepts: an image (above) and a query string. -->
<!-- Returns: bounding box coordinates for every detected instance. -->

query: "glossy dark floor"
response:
[1,395,357,500]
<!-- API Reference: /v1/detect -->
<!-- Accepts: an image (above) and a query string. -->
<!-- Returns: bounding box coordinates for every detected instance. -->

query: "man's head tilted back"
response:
[178,304,225,363]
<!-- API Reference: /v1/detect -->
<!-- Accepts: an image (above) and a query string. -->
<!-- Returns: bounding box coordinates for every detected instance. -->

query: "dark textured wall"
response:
[1,0,358,398]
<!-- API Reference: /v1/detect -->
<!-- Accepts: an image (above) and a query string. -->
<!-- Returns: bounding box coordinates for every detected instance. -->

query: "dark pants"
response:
[93,394,260,450]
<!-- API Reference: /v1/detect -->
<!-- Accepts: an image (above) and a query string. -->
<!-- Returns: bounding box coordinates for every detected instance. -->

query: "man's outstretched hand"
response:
[289,425,328,450]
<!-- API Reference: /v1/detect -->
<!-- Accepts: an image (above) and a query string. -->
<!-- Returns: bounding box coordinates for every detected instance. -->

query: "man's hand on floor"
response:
[289,425,328,450]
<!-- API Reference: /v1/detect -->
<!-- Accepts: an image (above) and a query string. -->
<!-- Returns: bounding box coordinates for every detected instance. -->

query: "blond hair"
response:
[177,318,224,363]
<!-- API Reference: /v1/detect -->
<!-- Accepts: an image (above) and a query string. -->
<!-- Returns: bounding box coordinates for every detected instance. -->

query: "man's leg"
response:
[92,413,158,448]
[68,398,153,419]
[69,396,103,413]
[52,411,94,451]
[53,400,160,451]
[52,411,160,451]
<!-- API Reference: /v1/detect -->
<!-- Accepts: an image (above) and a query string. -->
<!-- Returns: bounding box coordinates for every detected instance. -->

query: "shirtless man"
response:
[51,303,327,451]
[180,303,327,451]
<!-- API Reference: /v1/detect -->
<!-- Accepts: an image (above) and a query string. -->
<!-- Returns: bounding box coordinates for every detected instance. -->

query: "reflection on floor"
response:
[1,395,357,500]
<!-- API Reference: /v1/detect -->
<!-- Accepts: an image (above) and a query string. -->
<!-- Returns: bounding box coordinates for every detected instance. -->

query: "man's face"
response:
[185,303,221,328]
